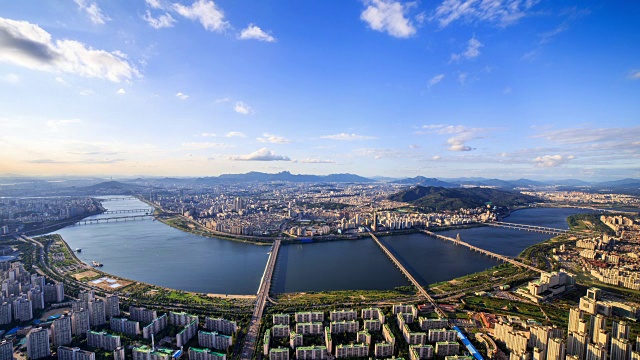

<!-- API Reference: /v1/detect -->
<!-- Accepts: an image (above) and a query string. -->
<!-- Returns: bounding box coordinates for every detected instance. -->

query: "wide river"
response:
[52,198,592,295]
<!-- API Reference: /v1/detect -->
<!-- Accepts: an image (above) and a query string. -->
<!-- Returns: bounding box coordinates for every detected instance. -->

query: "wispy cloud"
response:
[0,17,139,82]
[201,132,217,137]
[234,101,252,114]
[225,131,246,138]
[116,88,126,95]
[74,0,110,25]
[229,148,290,161]
[181,142,229,149]
[257,133,291,144]
[432,0,538,28]
[215,97,231,103]
[628,70,640,80]
[47,119,81,131]
[295,158,335,164]
[1,73,19,83]
[361,0,417,38]
[428,74,445,88]
[176,92,189,99]
[143,10,176,29]
[173,0,229,32]
[417,124,489,152]
[450,36,482,62]
[26,157,124,164]
[239,24,276,42]
[321,133,377,141]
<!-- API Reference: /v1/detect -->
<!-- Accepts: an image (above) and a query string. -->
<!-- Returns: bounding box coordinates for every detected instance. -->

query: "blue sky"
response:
[0,0,639,180]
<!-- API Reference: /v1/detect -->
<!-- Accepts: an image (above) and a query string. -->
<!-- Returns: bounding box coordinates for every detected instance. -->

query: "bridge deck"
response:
[421,230,544,274]
[241,239,281,360]
[369,233,448,319]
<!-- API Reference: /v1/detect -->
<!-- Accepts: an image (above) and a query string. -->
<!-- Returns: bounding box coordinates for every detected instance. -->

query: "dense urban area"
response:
[1,176,639,360]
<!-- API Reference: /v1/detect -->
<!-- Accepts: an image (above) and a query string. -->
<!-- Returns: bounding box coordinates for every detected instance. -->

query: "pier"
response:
[369,233,448,319]
[421,230,543,273]
[241,239,281,360]
[75,214,153,225]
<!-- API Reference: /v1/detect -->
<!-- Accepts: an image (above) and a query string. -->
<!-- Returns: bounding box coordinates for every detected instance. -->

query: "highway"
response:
[421,230,544,274]
[369,233,448,319]
[241,239,281,360]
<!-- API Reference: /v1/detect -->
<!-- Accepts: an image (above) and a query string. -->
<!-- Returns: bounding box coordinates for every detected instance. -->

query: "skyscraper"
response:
[51,315,73,346]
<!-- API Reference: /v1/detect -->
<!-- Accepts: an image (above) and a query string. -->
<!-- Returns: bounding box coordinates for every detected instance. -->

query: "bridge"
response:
[74,214,153,225]
[421,230,544,274]
[369,233,448,319]
[100,197,136,201]
[241,239,281,360]
[103,209,152,214]
[485,221,570,235]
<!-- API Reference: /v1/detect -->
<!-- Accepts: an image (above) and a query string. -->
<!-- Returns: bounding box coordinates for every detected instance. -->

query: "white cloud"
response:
[143,11,176,29]
[428,74,445,88]
[0,17,139,82]
[432,0,538,28]
[79,89,94,96]
[409,144,421,149]
[116,88,126,95]
[55,76,67,85]
[239,24,276,42]
[629,70,640,80]
[201,132,217,137]
[229,148,290,161]
[145,0,164,9]
[176,92,189,99]
[451,36,482,61]
[457,72,468,84]
[2,73,19,83]
[215,97,231,103]
[533,154,575,168]
[182,142,228,149]
[225,131,246,138]
[417,124,488,152]
[432,155,441,160]
[296,158,335,164]
[257,133,291,144]
[321,133,377,141]
[234,101,252,114]
[47,119,81,131]
[173,0,229,32]
[360,0,417,38]
[74,0,110,25]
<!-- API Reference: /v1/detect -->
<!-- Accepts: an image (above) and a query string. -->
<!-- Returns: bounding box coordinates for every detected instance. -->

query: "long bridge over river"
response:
[369,233,448,319]
[485,221,570,235]
[103,209,151,214]
[421,230,544,274]
[74,214,153,225]
[241,239,281,360]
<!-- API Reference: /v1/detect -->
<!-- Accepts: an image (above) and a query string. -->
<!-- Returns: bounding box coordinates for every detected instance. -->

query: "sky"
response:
[0,0,639,181]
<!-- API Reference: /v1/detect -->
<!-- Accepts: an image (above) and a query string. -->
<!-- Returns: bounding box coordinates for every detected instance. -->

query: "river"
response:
[52,198,592,294]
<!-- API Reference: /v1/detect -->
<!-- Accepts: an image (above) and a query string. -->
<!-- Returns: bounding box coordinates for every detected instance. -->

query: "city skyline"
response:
[0,0,639,180]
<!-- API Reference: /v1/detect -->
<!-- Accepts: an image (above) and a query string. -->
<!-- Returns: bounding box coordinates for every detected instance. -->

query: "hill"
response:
[388,186,540,211]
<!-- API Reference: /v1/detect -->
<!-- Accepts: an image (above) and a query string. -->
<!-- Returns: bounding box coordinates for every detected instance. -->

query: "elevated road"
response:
[369,233,448,319]
[241,239,281,360]
[421,230,544,274]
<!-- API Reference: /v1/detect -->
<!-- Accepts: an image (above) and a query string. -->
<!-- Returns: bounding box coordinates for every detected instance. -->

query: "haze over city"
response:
[0,1,639,180]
